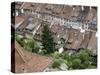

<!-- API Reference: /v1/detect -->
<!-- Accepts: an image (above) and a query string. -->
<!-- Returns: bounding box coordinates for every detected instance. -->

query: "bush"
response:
[15,34,40,53]
[38,49,47,55]
[50,51,60,58]
[77,49,90,61]
[67,48,97,69]
[71,59,82,69]
[60,52,69,59]
[23,39,40,53]
[15,34,24,46]
[52,60,61,68]
[33,47,40,53]
[50,48,97,70]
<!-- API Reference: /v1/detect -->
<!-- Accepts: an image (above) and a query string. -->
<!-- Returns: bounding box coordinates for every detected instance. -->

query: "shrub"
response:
[51,51,60,58]
[71,59,82,69]
[52,60,61,68]
[60,52,69,59]
[33,47,40,53]
[22,38,40,53]
[38,49,47,55]
[67,48,97,69]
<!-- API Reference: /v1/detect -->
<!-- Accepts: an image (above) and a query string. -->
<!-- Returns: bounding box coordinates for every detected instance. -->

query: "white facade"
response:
[59,47,64,54]
[21,9,24,13]
[16,11,19,16]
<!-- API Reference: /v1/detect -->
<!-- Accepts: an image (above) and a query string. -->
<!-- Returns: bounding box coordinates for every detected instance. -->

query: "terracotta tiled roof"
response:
[15,2,23,9]
[15,16,24,25]
[84,8,97,21]
[80,31,91,48]
[51,24,61,33]
[16,2,97,21]
[13,41,52,73]
[64,28,81,49]
[60,6,73,19]
[87,32,97,55]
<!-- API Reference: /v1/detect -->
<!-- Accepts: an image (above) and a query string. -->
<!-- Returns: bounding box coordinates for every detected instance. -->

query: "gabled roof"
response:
[64,28,81,49]
[15,2,23,9]
[15,16,24,25]
[87,32,97,55]
[13,41,52,73]
[59,6,74,19]
[80,31,91,48]
[84,8,97,21]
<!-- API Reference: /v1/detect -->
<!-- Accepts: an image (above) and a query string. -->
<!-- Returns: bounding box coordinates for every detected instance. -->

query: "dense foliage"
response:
[50,49,97,70]
[15,34,39,53]
[15,29,97,70]
[41,22,55,54]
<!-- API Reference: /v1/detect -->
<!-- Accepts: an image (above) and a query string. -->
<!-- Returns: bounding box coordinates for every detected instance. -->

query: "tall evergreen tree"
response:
[41,22,55,54]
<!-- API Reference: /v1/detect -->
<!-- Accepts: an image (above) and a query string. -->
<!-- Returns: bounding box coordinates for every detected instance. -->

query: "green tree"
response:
[23,39,39,53]
[67,48,97,69]
[41,22,55,54]
[15,34,23,46]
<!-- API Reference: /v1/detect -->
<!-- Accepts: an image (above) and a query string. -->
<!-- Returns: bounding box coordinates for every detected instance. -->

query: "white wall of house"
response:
[81,6,84,11]
[21,9,24,13]
[59,47,64,54]
[16,11,19,16]
[95,32,98,37]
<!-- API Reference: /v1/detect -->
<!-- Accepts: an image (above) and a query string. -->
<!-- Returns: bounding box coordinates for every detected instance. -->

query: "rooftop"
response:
[15,16,24,25]
[13,41,52,73]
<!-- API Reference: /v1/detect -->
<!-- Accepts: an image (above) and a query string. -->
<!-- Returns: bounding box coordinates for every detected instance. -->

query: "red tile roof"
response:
[13,41,52,73]
[15,16,24,25]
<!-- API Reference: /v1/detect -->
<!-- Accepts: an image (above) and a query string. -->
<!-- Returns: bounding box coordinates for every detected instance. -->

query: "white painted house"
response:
[58,47,64,54]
